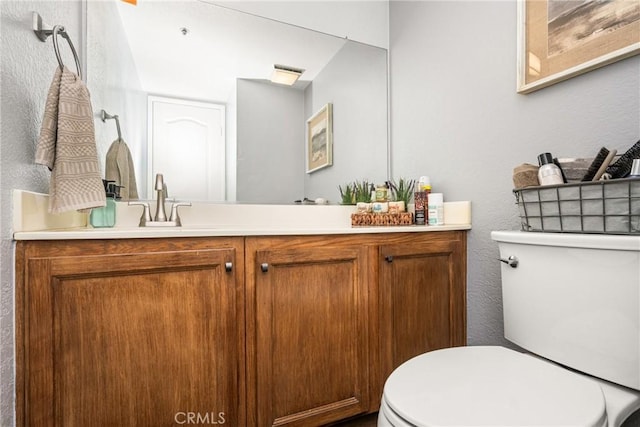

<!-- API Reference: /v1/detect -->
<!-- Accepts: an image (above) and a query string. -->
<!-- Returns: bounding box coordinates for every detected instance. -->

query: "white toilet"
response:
[379,230,640,427]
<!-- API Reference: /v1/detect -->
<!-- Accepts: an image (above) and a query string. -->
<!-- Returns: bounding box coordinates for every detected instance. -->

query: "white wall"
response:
[226,83,238,201]
[304,41,388,201]
[389,1,640,349]
[87,0,147,198]
[214,0,389,48]
[237,39,388,205]
[236,79,305,203]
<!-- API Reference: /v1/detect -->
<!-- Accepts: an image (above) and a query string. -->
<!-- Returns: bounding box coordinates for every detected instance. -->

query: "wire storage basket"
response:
[514,178,640,234]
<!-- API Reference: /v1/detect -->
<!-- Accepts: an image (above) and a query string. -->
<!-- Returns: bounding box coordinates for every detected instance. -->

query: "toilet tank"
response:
[491,231,640,390]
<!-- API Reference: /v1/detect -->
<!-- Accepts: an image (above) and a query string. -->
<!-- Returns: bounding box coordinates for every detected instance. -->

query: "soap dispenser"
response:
[90,180,117,228]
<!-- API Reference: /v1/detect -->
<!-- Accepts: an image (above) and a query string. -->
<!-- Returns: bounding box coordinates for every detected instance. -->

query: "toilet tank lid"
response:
[383,346,606,427]
[491,230,640,251]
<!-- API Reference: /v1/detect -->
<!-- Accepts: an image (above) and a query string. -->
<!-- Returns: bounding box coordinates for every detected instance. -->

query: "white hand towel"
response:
[36,67,106,213]
[105,138,139,201]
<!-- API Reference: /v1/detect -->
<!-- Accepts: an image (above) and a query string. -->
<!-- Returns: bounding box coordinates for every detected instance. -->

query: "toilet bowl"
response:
[379,346,640,427]
[379,231,640,427]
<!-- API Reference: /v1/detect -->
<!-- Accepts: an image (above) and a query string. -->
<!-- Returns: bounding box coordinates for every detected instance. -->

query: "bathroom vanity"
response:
[13,196,469,426]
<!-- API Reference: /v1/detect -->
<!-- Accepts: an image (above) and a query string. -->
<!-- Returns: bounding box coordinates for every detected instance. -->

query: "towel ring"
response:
[52,25,82,79]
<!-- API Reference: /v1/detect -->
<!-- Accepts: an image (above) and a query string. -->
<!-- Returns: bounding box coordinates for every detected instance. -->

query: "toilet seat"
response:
[381,346,607,427]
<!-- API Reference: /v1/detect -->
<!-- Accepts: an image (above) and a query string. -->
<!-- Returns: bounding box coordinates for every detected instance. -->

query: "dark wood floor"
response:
[328,412,378,426]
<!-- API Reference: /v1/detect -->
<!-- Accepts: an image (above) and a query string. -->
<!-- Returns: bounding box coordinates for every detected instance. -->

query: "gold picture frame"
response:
[517,0,640,94]
[306,103,333,173]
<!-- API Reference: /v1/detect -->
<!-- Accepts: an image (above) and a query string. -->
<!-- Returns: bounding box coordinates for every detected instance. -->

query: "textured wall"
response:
[389,1,640,350]
[0,2,83,425]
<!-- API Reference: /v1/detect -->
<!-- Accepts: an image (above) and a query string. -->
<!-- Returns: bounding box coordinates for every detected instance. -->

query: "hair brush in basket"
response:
[592,149,616,181]
[581,147,609,181]
[605,139,640,179]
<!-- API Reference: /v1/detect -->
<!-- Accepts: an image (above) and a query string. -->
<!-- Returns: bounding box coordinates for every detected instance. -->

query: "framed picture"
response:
[517,0,640,94]
[306,103,333,173]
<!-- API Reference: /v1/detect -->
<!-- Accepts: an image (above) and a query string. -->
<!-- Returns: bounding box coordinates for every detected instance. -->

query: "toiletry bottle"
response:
[90,179,117,228]
[419,176,432,222]
[537,153,564,186]
[414,188,427,225]
[630,159,640,178]
[419,176,431,192]
[427,193,444,226]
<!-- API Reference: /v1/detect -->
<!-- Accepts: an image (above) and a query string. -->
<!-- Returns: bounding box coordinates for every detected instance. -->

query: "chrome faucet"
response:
[129,173,191,227]
[154,173,168,222]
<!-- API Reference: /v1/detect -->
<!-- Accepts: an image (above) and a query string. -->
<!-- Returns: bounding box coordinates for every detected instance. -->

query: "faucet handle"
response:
[169,202,192,226]
[129,201,152,227]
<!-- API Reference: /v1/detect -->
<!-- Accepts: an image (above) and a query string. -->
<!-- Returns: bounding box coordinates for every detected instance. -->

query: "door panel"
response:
[149,96,225,201]
[252,245,370,426]
[379,235,466,380]
[24,248,238,427]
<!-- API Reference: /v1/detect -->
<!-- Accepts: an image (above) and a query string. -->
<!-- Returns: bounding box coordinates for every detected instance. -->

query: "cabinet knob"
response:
[225,262,233,272]
[260,263,269,272]
[385,255,393,263]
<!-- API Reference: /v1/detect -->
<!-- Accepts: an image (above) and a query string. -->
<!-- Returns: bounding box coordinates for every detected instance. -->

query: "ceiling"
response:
[116,0,348,101]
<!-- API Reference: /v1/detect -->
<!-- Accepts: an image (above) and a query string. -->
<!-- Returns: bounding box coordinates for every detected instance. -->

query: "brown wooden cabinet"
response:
[378,231,467,384]
[15,238,245,427]
[15,231,466,427]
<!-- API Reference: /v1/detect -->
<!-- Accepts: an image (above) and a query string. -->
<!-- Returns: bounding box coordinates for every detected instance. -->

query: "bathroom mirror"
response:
[86,0,388,203]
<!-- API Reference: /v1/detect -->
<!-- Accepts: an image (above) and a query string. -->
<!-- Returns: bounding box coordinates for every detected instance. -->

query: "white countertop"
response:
[14,224,471,240]
[12,190,471,240]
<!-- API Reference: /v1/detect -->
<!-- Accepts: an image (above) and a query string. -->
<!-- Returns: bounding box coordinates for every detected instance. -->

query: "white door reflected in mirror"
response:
[148,96,226,201]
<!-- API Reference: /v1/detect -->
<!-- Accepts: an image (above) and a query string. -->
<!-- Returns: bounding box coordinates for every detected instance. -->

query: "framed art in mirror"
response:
[306,103,333,173]
[517,0,640,94]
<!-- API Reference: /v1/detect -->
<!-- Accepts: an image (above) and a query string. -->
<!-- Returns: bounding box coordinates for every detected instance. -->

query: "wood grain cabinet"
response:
[15,238,245,427]
[15,231,466,427]
[378,231,467,383]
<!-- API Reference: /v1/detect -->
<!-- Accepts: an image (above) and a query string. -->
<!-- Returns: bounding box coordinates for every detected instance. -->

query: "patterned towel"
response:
[36,67,106,213]
[105,138,139,200]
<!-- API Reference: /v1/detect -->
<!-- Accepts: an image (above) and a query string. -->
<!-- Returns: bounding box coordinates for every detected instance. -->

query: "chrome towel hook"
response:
[100,110,123,141]
[32,12,82,79]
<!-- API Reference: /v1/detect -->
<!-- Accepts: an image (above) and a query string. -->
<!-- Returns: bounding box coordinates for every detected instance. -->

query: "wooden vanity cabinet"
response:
[16,230,466,427]
[15,237,245,427]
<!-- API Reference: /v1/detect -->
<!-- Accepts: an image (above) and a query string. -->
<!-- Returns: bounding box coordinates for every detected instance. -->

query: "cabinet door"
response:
[379,232,467,379]
[247,239,370,427]
[18,241,242,427]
